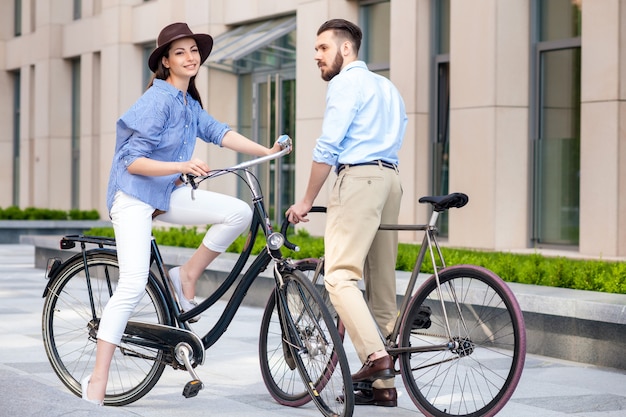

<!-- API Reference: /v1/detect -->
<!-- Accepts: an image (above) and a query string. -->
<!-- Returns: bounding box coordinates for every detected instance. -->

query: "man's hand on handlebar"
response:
[286,200,312,224]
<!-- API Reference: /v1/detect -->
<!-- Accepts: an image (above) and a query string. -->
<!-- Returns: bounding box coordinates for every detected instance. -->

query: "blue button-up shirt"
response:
[312,61,407,169]
[106,79,230,212]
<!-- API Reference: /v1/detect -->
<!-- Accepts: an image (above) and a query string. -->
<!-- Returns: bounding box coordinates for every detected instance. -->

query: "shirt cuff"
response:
[312,148,338,167]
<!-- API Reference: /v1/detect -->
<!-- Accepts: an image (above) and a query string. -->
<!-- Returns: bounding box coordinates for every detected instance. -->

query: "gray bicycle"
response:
[259,193,526,417]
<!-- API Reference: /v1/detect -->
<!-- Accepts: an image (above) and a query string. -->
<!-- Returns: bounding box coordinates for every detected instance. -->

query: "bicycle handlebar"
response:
[280,206,327,252]
[183,135,292,189]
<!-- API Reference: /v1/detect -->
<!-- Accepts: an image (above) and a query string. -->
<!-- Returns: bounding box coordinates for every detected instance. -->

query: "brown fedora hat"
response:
[148,22,213,72]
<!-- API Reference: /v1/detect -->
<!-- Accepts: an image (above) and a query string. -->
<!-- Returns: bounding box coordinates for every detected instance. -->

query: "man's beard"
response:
[321,52,343,81]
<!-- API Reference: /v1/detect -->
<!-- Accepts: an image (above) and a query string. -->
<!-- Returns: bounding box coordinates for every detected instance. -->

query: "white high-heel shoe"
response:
[81,375,103,406]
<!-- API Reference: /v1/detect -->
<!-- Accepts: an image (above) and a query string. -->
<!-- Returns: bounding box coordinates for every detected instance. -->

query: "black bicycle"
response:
[259,195,526,417]
[41,136,354,417]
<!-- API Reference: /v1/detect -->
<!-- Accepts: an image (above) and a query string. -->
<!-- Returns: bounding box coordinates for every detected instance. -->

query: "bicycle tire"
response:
[42,250,169,406]
[259,259,345,406]
[277,268,353,417]
[398,265,526,417]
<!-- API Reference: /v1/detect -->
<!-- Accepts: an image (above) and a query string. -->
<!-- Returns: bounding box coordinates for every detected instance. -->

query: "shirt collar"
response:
[153,78,185,100]
[340,60,368,74]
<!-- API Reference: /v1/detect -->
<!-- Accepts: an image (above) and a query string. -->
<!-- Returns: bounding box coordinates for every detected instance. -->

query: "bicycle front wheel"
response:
[398,265,526,417]
[278,268,353,417]
[259,259,345,407]
[42,251,169,406]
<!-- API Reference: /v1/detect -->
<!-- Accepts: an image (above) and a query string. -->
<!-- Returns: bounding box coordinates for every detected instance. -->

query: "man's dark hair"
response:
[317,19,362,53]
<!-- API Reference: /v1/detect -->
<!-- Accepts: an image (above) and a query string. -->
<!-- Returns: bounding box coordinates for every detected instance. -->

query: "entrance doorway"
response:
[252,72,296,225]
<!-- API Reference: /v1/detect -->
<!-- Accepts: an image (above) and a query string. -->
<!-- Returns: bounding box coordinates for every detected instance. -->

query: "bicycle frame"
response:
[305,194,470,357]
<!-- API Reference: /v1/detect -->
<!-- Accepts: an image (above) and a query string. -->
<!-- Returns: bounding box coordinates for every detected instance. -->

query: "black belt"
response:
[337,160,397,174]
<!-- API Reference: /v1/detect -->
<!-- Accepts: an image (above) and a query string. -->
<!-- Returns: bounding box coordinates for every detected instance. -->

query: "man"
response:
[286,18,407,407]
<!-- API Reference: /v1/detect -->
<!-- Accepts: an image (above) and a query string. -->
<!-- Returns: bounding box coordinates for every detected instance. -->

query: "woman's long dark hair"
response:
[147,48,204,108]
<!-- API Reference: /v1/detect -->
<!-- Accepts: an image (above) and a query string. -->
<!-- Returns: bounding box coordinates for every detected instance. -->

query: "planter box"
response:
[0,220,112,244]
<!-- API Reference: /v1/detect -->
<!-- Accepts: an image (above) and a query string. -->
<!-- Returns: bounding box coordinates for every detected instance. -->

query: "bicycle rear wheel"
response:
[398,265,526,417]
[277,268,353,417]
[42,251,169,406]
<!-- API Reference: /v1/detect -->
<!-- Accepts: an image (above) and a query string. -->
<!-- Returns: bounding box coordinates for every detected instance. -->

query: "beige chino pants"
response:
[324,163,402,386]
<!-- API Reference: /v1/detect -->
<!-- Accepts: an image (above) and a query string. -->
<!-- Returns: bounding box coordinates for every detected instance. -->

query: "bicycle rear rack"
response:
[60,234,117,250]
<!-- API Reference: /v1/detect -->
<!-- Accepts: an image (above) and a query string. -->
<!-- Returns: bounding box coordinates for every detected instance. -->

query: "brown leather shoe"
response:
[351,355,394,382]
[356,387,398,407]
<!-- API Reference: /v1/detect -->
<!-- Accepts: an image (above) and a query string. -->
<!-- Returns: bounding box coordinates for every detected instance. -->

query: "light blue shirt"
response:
[106,79,230,212]
[312,60,407,170]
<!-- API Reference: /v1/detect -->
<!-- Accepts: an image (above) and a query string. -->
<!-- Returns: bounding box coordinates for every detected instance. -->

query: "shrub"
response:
[0,206,100,220]
[82,225,625,295]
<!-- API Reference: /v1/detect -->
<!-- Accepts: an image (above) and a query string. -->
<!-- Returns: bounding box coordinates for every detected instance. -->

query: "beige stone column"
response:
[579,0,626,257]
[34,55,73,209]
[0,70,13,207]
[448,0,530,250]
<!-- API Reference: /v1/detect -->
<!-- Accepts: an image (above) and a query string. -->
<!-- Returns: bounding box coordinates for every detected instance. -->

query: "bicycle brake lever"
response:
[180,174,198,200]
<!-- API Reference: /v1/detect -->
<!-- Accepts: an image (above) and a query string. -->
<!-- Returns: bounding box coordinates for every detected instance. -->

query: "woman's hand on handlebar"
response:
[180,158,209,177]
[270,135,292,155]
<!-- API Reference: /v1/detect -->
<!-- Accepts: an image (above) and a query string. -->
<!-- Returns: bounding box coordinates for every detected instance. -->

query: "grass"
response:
[85,226,626,295]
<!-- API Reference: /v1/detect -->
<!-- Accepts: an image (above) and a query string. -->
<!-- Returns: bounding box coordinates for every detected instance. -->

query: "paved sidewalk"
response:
[0,244,625,417]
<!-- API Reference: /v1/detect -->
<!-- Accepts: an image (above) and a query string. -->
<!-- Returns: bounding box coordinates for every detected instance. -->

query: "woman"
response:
[82,22,286,405]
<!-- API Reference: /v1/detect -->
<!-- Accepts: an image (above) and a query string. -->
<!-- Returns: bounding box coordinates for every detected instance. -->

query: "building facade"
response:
[1,0,624,258]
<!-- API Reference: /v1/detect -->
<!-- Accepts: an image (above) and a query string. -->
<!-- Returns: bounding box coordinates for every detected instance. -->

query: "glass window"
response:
[436,0,450,54]
[142,43,155,89]
[432,0,451,235]
[360,0,390,76]
[532,0,582,246]
[73,0,81,20]
[71,59,81,209]
[12,71,21,205]
[539,0,581,41]
[14,0,22,36]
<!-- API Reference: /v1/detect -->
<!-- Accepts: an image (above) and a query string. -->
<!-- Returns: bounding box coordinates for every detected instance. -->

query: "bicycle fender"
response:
[41,249,117,298]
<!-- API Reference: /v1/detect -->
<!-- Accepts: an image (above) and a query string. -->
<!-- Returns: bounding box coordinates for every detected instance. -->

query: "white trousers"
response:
[97,188,252,344]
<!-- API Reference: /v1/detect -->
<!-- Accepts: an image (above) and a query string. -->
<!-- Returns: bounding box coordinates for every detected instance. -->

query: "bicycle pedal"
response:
[353,380,373,391]
[182,379,203,398]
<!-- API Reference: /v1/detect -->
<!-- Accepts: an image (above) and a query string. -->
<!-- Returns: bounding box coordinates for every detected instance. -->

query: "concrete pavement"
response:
[1,243,625,417]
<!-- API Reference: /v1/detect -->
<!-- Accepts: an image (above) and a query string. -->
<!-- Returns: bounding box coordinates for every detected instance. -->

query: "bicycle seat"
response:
[418,193,469,212]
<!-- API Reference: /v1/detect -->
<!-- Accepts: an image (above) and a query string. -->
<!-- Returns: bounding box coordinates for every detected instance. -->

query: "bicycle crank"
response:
[176,343,204,398]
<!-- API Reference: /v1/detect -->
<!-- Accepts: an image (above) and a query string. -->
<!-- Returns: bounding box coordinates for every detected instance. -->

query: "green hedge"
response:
[0,206,100,220]
[84,226,626,295]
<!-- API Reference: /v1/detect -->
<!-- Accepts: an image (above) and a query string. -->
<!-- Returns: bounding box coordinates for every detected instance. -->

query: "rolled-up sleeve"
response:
[195,105,231,146]
[116,91,169,167]
[312,74,359,167]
